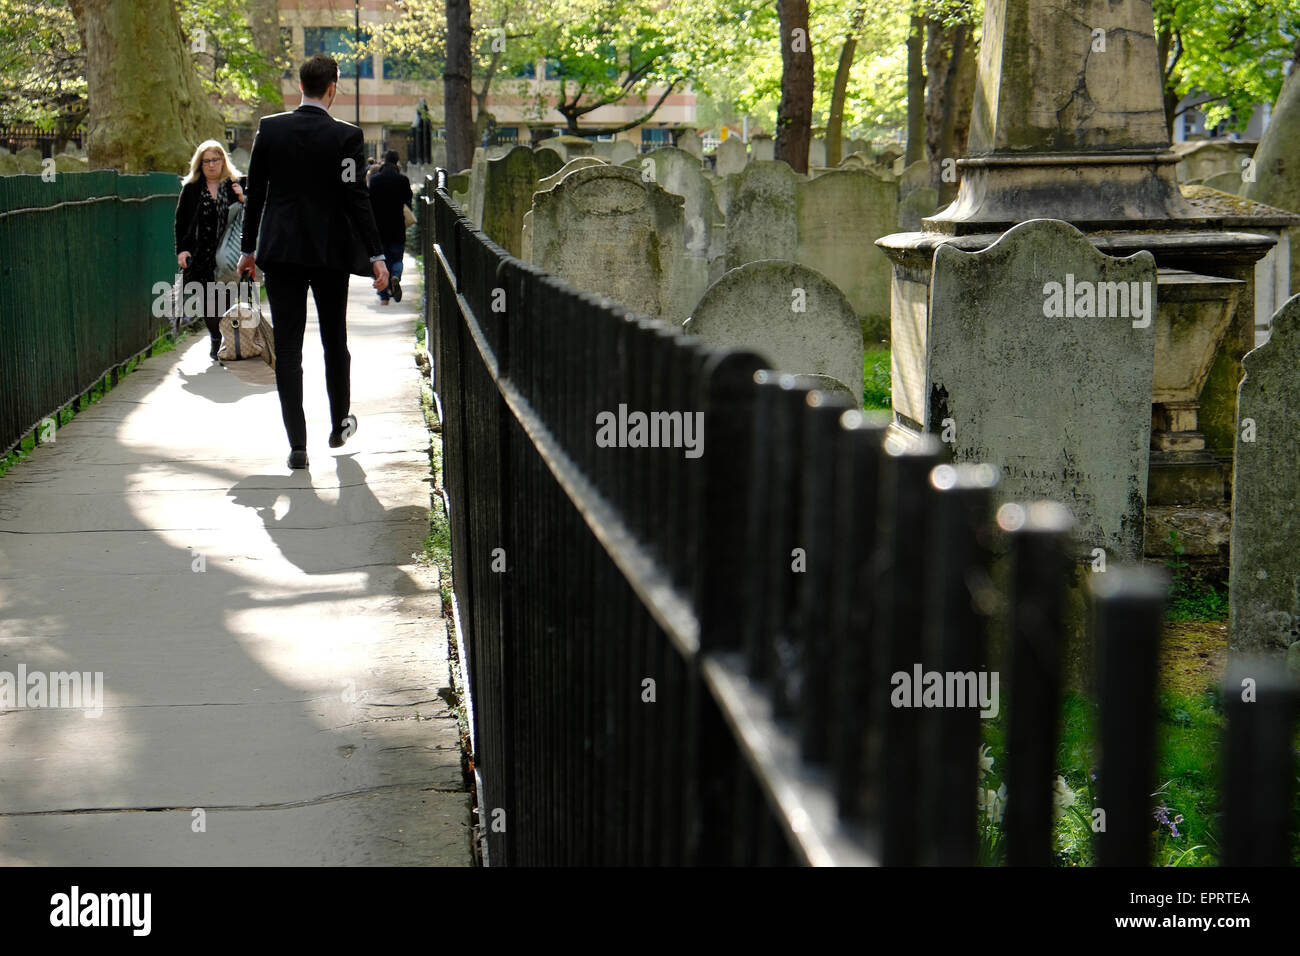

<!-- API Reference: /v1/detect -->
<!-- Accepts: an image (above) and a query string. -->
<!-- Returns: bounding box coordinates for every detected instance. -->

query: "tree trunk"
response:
[905,14,926,165]
[67,0,224,173]
[925,17,975,202]
[444,0,475,172]
[775,0,813,173]
[247,0,284,123]
[826,7,867,168]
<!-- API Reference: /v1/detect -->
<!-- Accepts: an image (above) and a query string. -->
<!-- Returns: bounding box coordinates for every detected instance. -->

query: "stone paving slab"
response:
[0,257,472,865]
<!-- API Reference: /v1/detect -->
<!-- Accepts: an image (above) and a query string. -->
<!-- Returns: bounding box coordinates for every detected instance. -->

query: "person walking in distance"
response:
[238,53,388,470]
[366,150,413,306]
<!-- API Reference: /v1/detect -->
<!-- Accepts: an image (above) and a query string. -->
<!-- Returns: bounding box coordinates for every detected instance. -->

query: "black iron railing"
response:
[419,171,1299,866]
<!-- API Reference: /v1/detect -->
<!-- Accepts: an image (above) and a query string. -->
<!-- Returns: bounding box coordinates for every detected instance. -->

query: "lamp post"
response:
[354,0,361,132]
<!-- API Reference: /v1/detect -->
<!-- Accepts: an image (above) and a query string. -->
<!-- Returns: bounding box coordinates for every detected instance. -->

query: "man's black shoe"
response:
[329,415,358,448]
[287,449,309,469]
[210,337,220,359]
[390,278,402,302]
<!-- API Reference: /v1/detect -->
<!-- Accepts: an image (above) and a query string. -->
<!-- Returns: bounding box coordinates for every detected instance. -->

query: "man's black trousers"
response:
[262,264,351,450]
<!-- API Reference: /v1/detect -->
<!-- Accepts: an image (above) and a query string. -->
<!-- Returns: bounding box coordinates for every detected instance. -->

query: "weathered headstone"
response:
[898,186,939,231]
[535,135,594,161]
[726,163,896,340]
[0,152,19,175]
[53,154,86,173]
[1230,293,1300,657]
[808,138,827,169]
[448,169,471,211]
[922,218,1156,562]
[589,141,615,159]
[531,164,691,321]
[751,134,775,161]
[685,259,864,399]
[797,169,897,342]
[1174,140,1254,184]
[676,130,703,160]
[230,147,251,171]
[1201,170,1245,195]
[15,147,42,174]
[899,160,930,198]
[466,148,488,225]
[791,373,857,403]
[714,137,747,177]
[537,156,606,193]
[430,140,447,169]
[637,146,725,310]
[840,152,871,169]
[725,162,800,269]
[477,145,564,257]
[610,140,637,164]
[520,210,533,262]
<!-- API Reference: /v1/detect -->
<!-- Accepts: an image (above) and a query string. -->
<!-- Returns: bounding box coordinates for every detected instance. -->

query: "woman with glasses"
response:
[174,140,247,358]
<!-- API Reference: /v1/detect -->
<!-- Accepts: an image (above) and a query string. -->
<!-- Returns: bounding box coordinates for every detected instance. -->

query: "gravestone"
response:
[685,259,864,399]
[922,218,1156,562]
[1202,170,1244,195]
[676,130,703,160]
[230,147,251,171]
[1230,293,1300,657]
[808,138,827,168]
[637,146,725,308]
[791,373,856,403]
[589,141,615,159]
[610,140,637,164]
[430,141,447,169]
[725,162,800,269]
[448,169,471,211]
[1174,141,1253,183]
[477,145,564,257]
[898,186,939,231]
[899,160,930,198]
[714,137,747,177]
[0,152,18,175]
[751,134,775,161]
[520,210,533,262]
[534,146,563,169]
[531,164,691,321]
[466,148,488,225]
[537,156,606,193]
[53,154,86,173]
[727,163,896,340]
[15,147,42,174]
[840,152,871,169]
[797,169,897,342]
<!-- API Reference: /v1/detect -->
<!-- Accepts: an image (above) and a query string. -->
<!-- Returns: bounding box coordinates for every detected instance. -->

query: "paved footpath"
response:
[0,260,472,865]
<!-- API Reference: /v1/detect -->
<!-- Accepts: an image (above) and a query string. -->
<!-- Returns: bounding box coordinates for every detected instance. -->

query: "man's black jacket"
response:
[241,104,383,276]
[367,163,413,248]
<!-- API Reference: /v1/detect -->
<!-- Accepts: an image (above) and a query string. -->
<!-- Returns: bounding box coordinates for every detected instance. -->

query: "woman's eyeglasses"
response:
[201,158,223,166]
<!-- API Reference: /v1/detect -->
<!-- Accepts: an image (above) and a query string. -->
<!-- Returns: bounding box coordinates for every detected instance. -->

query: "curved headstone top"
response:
[537,156,607,194]
[684,258,864,400]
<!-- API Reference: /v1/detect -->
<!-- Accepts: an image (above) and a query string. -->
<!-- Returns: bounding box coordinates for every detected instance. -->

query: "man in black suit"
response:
[238,53,388,470]
[366,150,413,306]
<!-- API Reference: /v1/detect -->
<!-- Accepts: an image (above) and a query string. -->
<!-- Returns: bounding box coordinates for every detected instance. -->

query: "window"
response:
[543,58,564,80]
[511,59,537,79]
[640,128,672,148]
[304,26,374,80]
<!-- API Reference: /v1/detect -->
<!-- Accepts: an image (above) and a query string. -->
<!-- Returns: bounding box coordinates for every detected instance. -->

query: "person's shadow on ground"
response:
[226,455,426,593]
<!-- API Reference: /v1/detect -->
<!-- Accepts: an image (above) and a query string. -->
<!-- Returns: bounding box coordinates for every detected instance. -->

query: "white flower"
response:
[977,744,994,778]
[1053,775,1077,810]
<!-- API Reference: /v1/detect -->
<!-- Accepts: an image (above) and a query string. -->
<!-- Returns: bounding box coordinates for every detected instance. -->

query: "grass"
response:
[1163,529,1229,622]
[0,326,182,479]
[863,346,891,410]
[979,686,1232,866]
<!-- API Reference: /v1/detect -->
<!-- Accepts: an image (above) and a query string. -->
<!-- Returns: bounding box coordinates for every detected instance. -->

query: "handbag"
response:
[402,204,416,228]
[217,298,275,367]
[214,200,245,284]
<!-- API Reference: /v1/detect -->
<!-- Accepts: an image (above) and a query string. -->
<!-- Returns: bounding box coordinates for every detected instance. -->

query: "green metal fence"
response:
[0,171,181,456]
